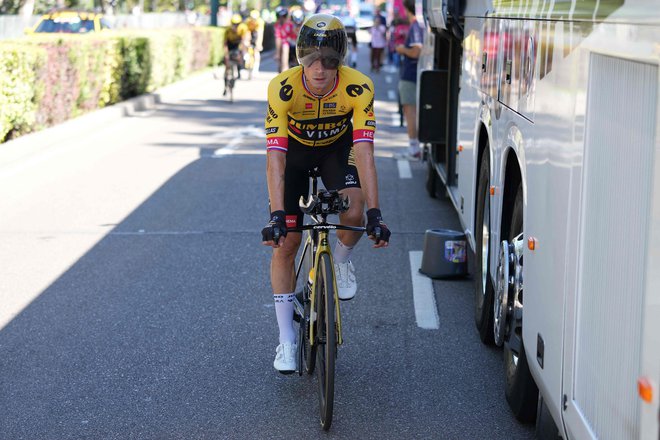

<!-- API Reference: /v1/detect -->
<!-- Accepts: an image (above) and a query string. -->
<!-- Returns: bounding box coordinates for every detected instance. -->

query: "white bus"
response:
[416,0,660,438]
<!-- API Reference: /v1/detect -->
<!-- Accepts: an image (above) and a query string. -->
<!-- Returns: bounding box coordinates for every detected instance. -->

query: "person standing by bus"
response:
[395,0,423,160]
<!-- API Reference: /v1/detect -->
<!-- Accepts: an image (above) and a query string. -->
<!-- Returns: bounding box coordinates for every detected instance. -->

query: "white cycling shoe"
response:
[335,260,357,300]
[273,342,297,374]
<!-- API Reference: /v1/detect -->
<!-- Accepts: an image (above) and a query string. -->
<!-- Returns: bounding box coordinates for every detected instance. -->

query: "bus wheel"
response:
[503,183,538,422]
[474,149,494,344]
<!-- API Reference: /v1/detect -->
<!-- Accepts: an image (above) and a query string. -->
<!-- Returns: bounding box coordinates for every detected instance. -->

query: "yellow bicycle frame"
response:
[308,229,343,347]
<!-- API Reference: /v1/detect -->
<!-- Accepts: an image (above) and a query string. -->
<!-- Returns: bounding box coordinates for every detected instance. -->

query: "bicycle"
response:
[286,169,365,431]
[224,49,242,102]
[243,45,255,80]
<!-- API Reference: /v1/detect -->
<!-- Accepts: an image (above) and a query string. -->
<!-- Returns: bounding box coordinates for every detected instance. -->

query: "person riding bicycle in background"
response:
[223,13,250,95]
[261,13,391,373]
[245,9,265,74]
[273,6,296,73]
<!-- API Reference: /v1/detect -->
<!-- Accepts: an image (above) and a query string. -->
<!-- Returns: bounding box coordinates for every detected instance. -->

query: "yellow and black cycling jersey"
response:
[225,23,249,48]
[265,65,376,151]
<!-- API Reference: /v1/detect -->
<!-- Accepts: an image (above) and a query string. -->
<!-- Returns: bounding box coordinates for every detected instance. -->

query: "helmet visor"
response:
[298,47,342,69]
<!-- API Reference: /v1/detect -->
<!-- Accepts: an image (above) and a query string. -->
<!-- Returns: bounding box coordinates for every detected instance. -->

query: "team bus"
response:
[416,0,659,438]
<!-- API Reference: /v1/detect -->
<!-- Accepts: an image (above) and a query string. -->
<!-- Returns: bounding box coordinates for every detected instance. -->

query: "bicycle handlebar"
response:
[288,223,366,234]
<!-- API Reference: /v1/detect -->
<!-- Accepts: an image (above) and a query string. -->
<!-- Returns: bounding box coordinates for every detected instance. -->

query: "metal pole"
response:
[211,0,219,26]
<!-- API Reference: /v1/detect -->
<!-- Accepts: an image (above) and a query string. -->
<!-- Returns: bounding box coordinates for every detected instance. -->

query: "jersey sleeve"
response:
[351,77,376,144]
[265,76,290,153]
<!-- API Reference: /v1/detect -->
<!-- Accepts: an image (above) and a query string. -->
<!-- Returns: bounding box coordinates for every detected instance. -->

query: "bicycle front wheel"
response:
[315,252,336,431]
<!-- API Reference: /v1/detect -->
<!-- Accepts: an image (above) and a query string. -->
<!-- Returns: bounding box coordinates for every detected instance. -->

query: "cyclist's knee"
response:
[272,233,301,260]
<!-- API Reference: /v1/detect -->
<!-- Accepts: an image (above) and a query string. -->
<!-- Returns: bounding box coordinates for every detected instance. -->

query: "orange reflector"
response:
[638,377,653,403]
[528,237,537,251]
[490,186,495,196]
[458,145,464,152]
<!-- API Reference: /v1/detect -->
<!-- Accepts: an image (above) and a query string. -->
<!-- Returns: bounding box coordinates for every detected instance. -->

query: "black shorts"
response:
[283,132,361,229]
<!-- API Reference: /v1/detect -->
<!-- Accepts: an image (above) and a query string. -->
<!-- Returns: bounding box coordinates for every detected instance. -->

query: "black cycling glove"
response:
[366,208,391,244]
[261,210,287,244]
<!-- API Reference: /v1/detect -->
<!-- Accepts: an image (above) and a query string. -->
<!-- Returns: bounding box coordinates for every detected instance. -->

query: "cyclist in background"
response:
[289,8,305,66]
[273,6,296,73]
[223,13,250,94]
[245,9,265,74]
[261,14,391,373]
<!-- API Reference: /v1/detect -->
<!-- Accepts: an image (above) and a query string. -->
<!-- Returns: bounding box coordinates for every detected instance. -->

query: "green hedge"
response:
[0,27,224,144]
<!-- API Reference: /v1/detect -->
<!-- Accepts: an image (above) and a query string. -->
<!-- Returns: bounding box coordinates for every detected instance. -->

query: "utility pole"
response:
[211,0,219,25]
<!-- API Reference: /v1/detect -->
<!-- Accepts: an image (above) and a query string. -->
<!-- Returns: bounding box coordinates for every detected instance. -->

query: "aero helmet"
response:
[296,13,348,69]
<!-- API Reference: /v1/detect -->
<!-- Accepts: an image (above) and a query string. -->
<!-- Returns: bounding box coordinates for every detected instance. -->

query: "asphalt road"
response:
[0,40,535,439]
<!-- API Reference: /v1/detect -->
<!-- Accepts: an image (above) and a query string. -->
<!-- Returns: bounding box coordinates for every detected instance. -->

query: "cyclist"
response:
[273,6,295,73]
[223,13,249,95]
[261,14,391,373]
[245,9,265,74]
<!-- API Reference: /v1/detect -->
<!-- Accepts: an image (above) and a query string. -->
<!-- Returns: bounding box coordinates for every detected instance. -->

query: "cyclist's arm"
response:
[265,75,291,214]
[266,151,286,213]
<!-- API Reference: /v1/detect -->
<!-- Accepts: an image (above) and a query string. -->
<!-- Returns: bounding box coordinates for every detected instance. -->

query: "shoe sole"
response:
[339,296,355,301]
[277,369,295,375]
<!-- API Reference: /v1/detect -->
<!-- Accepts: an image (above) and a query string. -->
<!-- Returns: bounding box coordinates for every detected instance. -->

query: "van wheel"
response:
[504,183,538,422]
[474,149,494,344]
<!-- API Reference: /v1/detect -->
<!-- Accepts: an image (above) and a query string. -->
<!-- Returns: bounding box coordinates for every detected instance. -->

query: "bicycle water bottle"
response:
[307,268,315,290]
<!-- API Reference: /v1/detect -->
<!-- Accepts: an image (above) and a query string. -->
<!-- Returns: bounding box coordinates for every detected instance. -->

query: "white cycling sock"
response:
[409,139,420,154]
[274,293,296,344]
[333,239,354,264]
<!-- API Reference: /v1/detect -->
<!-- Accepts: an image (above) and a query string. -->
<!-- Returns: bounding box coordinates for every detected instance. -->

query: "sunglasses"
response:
[299,52,342,69]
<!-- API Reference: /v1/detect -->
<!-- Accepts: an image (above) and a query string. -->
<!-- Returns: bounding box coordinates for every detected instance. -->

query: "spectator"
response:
[395,0,423,160]
[388,12,409,67]
[370,14,387,72]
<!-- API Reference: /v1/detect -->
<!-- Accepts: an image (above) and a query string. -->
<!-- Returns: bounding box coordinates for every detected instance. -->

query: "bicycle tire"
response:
[315,252,336,431]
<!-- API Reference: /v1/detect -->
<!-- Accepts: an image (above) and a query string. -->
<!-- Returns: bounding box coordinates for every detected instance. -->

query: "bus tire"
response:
[474,149,495,344]
[504,183,538,422]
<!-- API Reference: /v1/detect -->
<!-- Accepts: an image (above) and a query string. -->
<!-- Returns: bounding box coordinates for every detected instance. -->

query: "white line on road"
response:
[409,251,440,329]
[213,137,243,156]
[387,90,397,100]
[391,113,400,127]
[398,159,412,179]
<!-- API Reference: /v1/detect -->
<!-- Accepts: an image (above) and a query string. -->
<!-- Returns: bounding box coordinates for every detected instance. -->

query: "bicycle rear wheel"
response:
[315,252,336,431]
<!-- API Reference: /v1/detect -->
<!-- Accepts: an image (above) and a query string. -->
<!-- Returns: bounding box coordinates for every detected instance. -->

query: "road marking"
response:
[391,113,400,127]
[409,251,440,329]
[385,75,393,84]
[387,90,397,100]
[398,159,412,179]
[213,137,243,156]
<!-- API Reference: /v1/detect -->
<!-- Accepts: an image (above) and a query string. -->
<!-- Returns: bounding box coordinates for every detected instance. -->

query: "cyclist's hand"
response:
[261,210,288,248]
[366,208,390,248]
